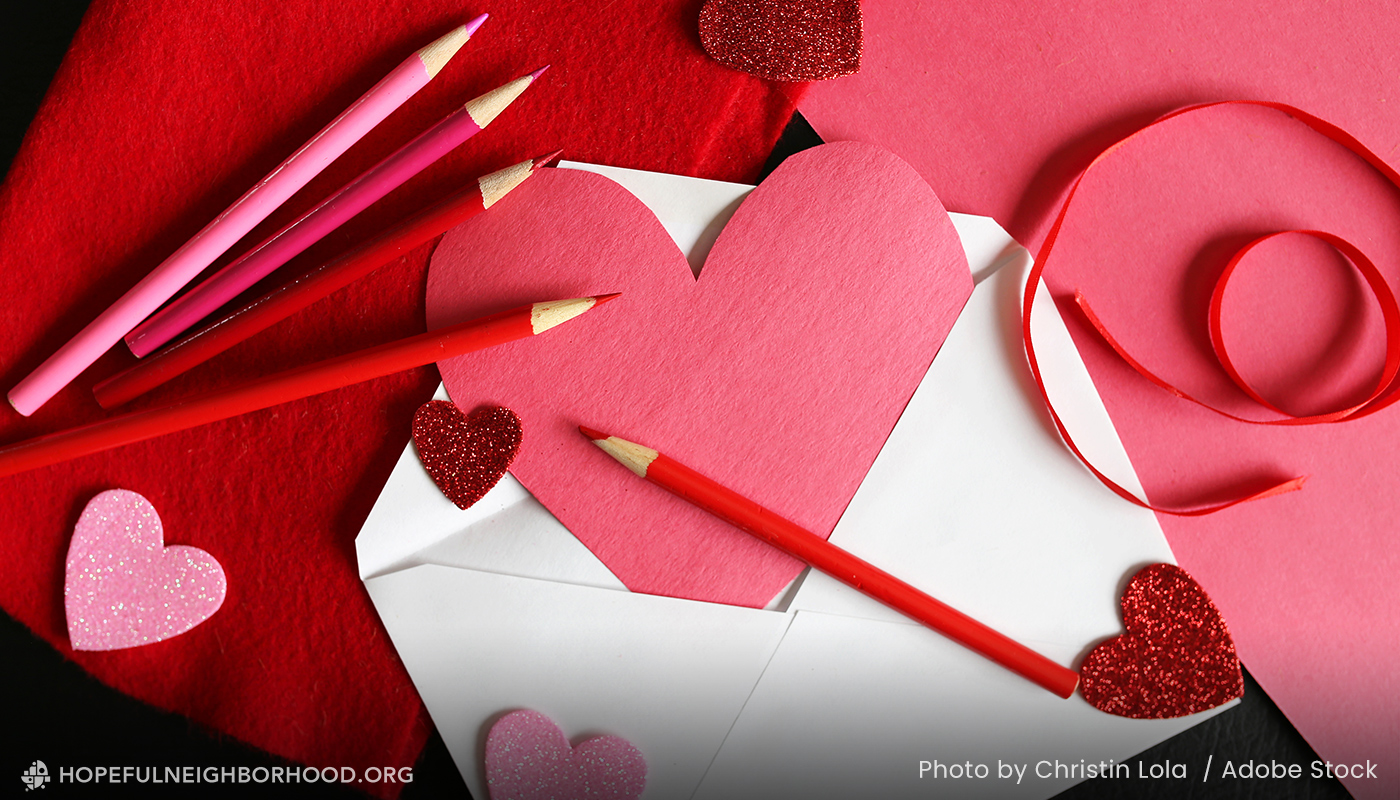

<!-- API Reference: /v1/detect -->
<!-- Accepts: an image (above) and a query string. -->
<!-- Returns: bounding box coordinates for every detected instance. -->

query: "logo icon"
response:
[21,761,48,791]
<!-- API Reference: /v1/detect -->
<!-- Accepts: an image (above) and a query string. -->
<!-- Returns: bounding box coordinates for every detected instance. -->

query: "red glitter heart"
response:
[1080,563,1243,719]
[412,402,522,510]
[699,0,862,82]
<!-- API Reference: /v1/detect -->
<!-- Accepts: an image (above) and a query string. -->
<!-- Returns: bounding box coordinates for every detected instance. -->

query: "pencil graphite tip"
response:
[463,13,489,38]
[532,149,564,170]
[592,292,621,306]
[578,425,608,441]
[528,65,551,81]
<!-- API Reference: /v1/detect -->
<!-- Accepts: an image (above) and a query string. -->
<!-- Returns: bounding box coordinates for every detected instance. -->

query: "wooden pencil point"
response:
[417,20,479,78]
[578,425,608,440]
[528,296,599,334]
[479,159,536,209]
[587,432,659,478]
[593,292,621,306]
[464,71,543,128]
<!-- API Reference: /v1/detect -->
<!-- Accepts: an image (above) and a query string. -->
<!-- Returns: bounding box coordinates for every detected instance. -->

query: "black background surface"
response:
[0,4,1354,798]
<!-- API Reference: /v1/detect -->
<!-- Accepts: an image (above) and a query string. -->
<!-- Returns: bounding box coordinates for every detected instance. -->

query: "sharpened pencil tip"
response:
[418,24,475,78]
[464,13,489,37]
[529,296,606,334]
[584,430,659,476]
[465,70,543,128]
[593,292,621,306]
[532,149,564,169]
[529,65,550,81]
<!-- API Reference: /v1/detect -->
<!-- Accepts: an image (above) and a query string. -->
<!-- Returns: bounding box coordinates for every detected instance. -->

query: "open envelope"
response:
[357,163,1234,799]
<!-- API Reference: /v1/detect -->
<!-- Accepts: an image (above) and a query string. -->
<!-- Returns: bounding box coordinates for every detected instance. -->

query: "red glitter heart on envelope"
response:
[1080,563,1243,719]
[426,142,971,607]
[412,402,522,510]
[699,0,863,82]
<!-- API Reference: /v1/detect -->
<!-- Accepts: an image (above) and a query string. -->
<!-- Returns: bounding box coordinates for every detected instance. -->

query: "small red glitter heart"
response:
[1080,563,1243,719]
[412,402,522,510]
[699,0,863,82]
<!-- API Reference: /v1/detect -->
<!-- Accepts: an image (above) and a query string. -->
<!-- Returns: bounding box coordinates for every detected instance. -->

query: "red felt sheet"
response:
[0,1,801,794]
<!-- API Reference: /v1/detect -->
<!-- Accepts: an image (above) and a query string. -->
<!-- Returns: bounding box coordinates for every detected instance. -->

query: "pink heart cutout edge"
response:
[65,489,226,651]
[427,141,972,607]
[485,709,646,800]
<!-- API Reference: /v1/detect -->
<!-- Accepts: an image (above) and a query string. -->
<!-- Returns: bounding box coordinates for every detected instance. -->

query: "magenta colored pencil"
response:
[7,20,484,417]
[126,67,547,358]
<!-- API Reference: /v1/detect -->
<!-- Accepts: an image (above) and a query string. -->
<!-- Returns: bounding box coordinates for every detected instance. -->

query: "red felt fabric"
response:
[0,1,802,795]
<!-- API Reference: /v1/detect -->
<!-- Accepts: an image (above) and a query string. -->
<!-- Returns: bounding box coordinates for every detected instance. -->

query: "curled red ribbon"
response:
[1024,101,1400,516]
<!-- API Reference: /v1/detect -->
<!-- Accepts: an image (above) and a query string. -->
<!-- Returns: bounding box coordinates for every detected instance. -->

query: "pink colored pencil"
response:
[92,152,560,408]
[6,20,483,417]
[124,67,547,358]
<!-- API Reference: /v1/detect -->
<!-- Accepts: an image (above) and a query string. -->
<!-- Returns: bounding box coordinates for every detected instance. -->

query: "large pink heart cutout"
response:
[426,142,972,607]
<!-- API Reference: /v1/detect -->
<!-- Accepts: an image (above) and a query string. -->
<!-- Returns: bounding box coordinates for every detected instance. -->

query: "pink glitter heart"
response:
[485,710,646,800]
[65,489,226,651]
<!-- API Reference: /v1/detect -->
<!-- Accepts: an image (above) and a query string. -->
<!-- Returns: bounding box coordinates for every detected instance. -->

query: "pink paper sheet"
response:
[801,14,1400,792]
[426,143,971,607]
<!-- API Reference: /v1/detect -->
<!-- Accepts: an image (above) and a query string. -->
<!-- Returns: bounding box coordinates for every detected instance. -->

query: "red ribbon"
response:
[1023,101,1400,515]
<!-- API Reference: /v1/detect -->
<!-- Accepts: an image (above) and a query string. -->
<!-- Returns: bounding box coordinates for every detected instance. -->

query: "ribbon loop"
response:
[1025,102,1400,515]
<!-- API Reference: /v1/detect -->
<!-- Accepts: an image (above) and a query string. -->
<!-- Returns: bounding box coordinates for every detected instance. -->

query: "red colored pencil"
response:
[93,152,562,409]
[0,296,617,479]
[580,427,1081,699]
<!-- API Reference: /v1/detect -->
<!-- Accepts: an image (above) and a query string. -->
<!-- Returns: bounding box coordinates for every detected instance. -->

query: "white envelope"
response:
[356,162,1234,800]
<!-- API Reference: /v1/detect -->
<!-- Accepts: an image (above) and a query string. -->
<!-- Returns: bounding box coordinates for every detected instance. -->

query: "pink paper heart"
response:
[427,142,971,607]
[485,710,646,800]
[65,489,226,651]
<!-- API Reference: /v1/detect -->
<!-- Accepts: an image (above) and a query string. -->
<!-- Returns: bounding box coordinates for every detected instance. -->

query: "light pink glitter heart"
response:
[485,710,646,800]
[64,489,226,651]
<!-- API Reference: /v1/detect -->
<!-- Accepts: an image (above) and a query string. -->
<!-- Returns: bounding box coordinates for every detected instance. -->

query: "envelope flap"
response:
[364,564,792,800]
